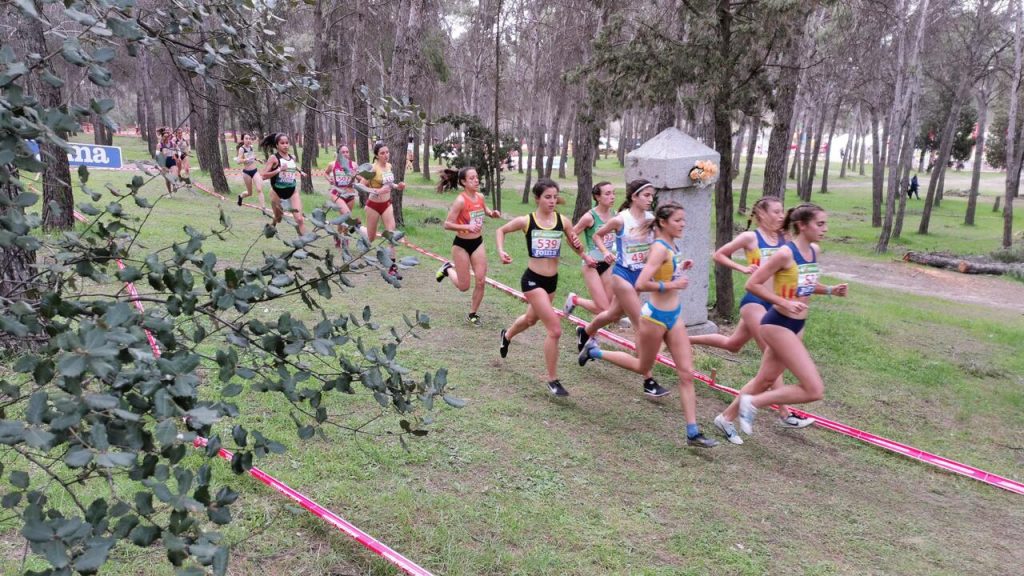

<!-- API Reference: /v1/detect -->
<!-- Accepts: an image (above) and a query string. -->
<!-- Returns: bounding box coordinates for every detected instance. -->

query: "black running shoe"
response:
[436,262,453,283]
[467,312,481,327]
[237,195,242,206]
[576,325,590,352]
[547,380,569,397]
[686,433,719,448]
[643,378,670,398]
[578,338,599,367]
[499,329,510,358]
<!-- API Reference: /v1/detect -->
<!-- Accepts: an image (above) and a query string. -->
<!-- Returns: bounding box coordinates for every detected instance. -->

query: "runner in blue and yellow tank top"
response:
[688,197,812,444]
[563,181,617,318]
[734,203,849,437]
[495,179,584,397]
[578,204,717,447]
[574,179,666,398]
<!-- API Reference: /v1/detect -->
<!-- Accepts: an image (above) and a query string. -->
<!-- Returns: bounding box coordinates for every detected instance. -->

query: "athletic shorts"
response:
[521,268,557,295]
[761,307,805,334]
[164,157,176,169]
[739,292,772,312]
[641,302,682,332]
[274,186,296,201]
[585,260,612,276]
[453,235,483,256]
[242,168,258,178]
[611,264,642,286]
[366,198,391,214]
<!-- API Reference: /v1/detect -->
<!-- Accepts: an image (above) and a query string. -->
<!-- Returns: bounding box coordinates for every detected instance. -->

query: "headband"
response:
[632,183,654,197]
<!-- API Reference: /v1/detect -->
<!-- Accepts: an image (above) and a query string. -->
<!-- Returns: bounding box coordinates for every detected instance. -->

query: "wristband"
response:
[658,281,665,293]
[826,285,833,296]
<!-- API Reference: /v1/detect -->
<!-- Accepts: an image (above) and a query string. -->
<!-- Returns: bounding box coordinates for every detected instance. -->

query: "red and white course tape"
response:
[400,239,1024,496]
[69,208,436,575]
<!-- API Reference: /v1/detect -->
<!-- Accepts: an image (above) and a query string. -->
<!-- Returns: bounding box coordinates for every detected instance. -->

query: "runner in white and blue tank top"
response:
[575,179,668,398]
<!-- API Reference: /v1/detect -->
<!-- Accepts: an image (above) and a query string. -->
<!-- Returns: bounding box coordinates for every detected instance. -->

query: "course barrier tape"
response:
[400,239,1024,496]
[68,208,437,575]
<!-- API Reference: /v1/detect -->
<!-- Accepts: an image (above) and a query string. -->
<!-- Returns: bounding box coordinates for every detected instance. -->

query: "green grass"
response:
[2,136,1022,575]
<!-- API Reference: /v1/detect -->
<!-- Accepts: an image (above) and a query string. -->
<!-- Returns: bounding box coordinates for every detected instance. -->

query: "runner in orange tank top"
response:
[435,167,502,326]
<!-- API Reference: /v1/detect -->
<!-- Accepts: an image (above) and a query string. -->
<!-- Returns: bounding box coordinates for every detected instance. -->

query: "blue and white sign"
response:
[67,144,123,169]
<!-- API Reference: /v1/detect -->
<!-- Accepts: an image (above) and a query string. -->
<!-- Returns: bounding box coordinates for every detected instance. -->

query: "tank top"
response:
[774,242,819,299]
[456,191,486,236]
[744,229,785,267]
[271,152,297,190]
[584,208,616,260]
[651,239,685,282]
[615,209,654,271]
[238,145,257,167]
[330,160,355,194]
[160,141,176,159]
[524,212,565,259]
[367,163,395,190]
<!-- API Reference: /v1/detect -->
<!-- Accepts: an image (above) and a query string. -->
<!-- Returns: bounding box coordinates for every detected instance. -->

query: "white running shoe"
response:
[738,394,757,435]
[779,413,816,429]
[714,414,744,445]
[618,317,632,330]
[563,292,577,315]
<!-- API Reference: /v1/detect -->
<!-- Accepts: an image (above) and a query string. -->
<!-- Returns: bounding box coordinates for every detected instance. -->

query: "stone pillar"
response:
[625,128,719,335]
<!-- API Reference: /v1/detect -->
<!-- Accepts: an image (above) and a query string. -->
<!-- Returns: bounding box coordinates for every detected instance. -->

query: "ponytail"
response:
[638,202,683,236]
[260,133,285,157]
[747,196,781,231]
[436,168,459,193]
[782,202,824,234]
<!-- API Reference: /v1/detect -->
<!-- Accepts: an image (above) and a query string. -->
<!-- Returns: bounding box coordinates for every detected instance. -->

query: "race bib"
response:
[531,230,562,258]
[279,167,296,184]
[624,242,650,269]
[469,209,485,228]
[333,168,352,187]
[382,171,395,185]
[796,263,819,297]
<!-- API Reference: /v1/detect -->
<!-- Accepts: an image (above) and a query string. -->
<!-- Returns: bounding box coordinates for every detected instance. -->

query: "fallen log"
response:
[904,251,1024,276]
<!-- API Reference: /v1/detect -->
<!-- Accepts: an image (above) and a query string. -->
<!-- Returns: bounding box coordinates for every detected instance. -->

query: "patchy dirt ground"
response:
[822,251,1024,315]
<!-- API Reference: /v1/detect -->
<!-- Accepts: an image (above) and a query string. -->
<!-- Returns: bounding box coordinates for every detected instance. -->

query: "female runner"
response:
[235,133,265,210]
[356,142,405,279]
[435,166,502,326]
[686,197,813,444]
[737,203,848,435]
[259,133,307,236]
[576,179,665,398]
[157,128,178,194]
[173,128,192,182]
[496,178,584,397]
[578,204,717,447]
[326,144,358,251]
[562,181,616,318]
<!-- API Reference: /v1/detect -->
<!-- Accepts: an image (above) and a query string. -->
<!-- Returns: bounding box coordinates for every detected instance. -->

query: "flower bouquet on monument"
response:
[688,160,719,184]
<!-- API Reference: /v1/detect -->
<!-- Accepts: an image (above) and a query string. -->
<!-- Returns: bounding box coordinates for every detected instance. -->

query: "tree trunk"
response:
[0,176,37,303]
[820,99,842,194]
[617,110,628,166]
[422,97,432,180]
[858,123,867,175]
[573,115,599,223]
[732,117,747,178]
[301,0,326,197]
[559,115,571,180]
[789,115,803,181]
[203,84,230,197]
[20,5,74,231]
[803,103,826,201]
[762,18,807,199]
[870,108,883,227]
[739,118,758,213]
[387,0,426,226]
[545,93,565,178]
[712,0,736,321]
[920,81,969,234]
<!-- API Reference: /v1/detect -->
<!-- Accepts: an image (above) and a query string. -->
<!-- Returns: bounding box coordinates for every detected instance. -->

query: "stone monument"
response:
[624,127,719,335]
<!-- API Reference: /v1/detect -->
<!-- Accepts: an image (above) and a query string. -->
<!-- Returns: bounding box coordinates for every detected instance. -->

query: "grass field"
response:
[2,135,1022,575]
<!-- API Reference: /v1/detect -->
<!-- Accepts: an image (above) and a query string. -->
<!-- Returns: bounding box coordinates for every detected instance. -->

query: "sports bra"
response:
[524,212,565,259]
[745,229,786,267]
[456,192,486,236]
[271,153,297,189]
[584,208,616,260]
[651,239,685,282]
[774,242,819,299]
